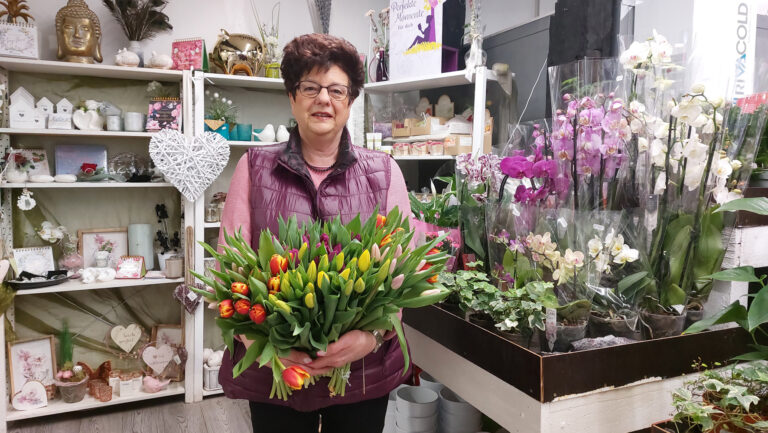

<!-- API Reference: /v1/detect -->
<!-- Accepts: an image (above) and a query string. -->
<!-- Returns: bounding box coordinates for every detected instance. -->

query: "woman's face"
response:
[290,65,352,142]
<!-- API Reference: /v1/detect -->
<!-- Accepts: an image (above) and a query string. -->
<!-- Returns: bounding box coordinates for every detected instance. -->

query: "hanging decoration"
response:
[148,129,229,202]
[16,188,35,210]
[110,323,143,353]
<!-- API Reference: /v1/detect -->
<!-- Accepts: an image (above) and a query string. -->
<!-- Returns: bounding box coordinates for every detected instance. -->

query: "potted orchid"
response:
[617,31,768,338]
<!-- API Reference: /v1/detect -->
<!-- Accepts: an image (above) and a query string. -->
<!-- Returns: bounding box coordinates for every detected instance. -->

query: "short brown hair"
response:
[281,34,364,101]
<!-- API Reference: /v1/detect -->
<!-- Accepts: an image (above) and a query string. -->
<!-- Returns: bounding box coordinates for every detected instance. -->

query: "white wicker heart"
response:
[149,129,229,201]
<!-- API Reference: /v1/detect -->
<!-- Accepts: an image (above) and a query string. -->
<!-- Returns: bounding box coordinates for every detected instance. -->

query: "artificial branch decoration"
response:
[0,0,33,24]
[155,203,180,254]
[101,0,173,42]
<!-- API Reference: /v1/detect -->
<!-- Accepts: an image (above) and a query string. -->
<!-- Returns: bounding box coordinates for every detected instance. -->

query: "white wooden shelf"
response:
[202,388,223,397]
[0,57,183,82]
[203,222,221,229]
[393,155,454,161]
[0,128,154,138]
[203,73,284,90]
[364,69,498,94]
[5,382,185,421]
[13,277,184,296]
[0,182,175,189]
[227,140,278,147]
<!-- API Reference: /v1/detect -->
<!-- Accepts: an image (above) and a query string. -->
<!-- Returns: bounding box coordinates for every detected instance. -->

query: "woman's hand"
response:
[306,330,377,373]
[236,335,327,376]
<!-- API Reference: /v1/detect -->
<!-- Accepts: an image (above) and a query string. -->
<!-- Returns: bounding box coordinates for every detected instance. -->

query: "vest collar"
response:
[278,127,358,179]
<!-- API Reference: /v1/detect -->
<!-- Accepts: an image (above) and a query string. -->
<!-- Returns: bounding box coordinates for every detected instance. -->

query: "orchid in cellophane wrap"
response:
[617,31,768,330]
[190,208,449,400]
[456,153,503,270]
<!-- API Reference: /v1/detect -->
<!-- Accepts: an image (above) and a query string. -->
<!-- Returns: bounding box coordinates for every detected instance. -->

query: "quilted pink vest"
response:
[218,127,410,411]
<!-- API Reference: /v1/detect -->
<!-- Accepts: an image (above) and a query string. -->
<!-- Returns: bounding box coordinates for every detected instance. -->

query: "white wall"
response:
[477,0,555,38]
[25,0,388,64]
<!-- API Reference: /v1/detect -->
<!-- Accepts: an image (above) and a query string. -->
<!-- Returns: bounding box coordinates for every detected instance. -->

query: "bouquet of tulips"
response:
[190,208,449,400]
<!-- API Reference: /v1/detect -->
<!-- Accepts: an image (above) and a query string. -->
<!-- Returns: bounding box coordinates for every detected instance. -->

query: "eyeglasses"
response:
[295,80,350,101]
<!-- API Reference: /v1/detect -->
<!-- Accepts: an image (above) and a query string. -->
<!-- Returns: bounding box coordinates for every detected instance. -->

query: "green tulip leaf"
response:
[389,312,410,376]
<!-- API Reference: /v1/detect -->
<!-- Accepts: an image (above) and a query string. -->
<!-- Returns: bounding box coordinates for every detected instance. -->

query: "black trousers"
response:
[249,395,389,433]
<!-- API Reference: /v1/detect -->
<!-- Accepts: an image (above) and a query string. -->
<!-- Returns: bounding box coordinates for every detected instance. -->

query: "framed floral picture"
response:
[7,336,57,397]
[146,98,182,131]
[78,228,128,269]
[151,324,183,347]
[8,149,50,177]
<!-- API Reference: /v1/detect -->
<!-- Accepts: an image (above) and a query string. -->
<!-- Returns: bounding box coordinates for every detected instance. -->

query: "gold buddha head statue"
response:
[55,0,103,64]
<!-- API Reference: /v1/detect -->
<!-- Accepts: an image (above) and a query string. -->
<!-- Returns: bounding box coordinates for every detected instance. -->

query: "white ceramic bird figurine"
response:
[254,124,276,142]
[276,124,290,142]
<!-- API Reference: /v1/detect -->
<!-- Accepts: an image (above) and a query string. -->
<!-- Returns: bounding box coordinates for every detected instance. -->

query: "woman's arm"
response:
[386,157,411,215]
[218,154,252,253]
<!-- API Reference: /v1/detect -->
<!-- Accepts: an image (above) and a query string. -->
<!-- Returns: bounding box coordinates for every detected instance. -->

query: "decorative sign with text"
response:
[389,0,443,81]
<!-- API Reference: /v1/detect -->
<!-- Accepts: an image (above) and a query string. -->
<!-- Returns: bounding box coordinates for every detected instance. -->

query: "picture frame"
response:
[115,256,146,279]
[0,23,39,59]
[7,336,57,397]
[151,324,184,347]
[9,149,50,177]
[54,144,107,176]
[11,246,55,275]
[78,228,128,269]
[146,98,182,131]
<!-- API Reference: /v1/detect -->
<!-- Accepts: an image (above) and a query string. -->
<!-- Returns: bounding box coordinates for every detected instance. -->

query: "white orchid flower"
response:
[587,236,603,258]
[654,172,667,195]
[613,244,639,264]
[651,139,668,167]
[638,137,649,152]
[684,163,705,191]
[713,157,733,179]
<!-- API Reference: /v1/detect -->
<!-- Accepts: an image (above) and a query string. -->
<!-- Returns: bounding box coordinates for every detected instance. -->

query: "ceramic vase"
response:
[128,40,144,67]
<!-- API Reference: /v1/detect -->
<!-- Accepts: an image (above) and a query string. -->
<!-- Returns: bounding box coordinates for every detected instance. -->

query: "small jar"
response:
[205,203,219,222]
[411,142,428,156]
[428,141,444,155]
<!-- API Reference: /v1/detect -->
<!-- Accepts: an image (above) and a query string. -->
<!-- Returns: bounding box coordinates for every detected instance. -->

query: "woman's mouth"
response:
[312,112,333,119]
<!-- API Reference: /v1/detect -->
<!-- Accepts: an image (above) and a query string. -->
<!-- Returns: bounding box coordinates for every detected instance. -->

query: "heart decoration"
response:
[142,344,174,374]
[149,129,229,202]
[12,380,48,411]
[111,324,142,353]
[72,110,104,130]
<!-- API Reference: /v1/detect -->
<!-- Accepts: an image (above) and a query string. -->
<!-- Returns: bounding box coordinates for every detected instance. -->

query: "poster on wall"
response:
[389,0,444,81]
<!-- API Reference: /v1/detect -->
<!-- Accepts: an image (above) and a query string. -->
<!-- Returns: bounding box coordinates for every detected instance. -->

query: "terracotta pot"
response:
[640,310,686,340]
[712,411,768,433]
[55,377,88,403]
[539,320,588,353]
[589,312,642,340]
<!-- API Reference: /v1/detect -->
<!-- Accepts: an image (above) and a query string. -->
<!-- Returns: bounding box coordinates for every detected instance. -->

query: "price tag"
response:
[593,224,605,232]
[557,217,568,228]
[187,291,198,302]
[671,304,685,315]
[173,355,182,365]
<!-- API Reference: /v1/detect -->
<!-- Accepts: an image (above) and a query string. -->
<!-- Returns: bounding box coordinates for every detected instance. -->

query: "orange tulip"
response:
[231,282,250,296]
[268,276,281,295]
[379,233,392,247]
[218,299,234,318]
[249,304,266,324]
[234,299,251,315]
[427,248,441,256]
[420,262,438,283]
[270,254,288,275]
[282,365,311,390]
[376,214,387,228]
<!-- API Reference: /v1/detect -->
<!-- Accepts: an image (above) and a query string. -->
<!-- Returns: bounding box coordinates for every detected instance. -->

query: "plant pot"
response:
[439,301,463,317]
[589,312,642,340]
[539,321,588,353]
[467,312,495,330]
[204,119,230,139]
[711,412,768,433]
[55,377,88,403]
[640,310,686,340]
[94,250,110,268]
[685,307,704,329]
[498,330,538,349]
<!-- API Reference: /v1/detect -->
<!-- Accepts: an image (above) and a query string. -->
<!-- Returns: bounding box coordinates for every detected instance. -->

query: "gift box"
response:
[391,120,410,138]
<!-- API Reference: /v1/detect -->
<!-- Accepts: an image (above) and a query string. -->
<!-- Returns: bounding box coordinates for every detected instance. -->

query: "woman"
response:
[217,34,411,433]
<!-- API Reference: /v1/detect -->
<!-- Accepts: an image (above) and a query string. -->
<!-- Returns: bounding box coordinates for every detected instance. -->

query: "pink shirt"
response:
[219,153,411,249]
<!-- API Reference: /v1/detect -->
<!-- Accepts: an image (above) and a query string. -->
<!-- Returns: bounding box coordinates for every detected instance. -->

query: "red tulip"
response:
[420,262,438,283]
[249,304,266,324]
[282,365,310,390]
[379,234,392,247]
[218,299,234,318]
[231,282,250,296]
[270,254,288,275]
[268,276,281,295]
[376,214,387,228]
[234,299,251,315]
[427,248,441,256]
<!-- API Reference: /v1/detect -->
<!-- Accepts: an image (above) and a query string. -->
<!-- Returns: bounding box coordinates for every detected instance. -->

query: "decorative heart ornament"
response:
[12,380,48,411]
[111,324,142,353]
[142,344,174,374]
[72,110,103,130]
[149,129,229,201]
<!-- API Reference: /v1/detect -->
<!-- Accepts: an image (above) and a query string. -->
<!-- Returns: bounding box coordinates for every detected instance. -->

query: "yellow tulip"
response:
[344,280,354,296]
[319,255,329,272]
[275,299,291,313]
[298,242,308,260]
[305,282,315,293]
[358,250,371,273]
[354,277,365,293]
[340,268,351,281]
[305,292,315,309]
[306,261,317,285]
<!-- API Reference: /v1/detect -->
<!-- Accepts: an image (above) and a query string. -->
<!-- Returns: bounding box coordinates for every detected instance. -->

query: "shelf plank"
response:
[6,383,185,421]
[0,182,176,189]
[13,277,184,296]
[227,141,279,147]
[203,73,285,90]
[0,128,154,138]
[393,155,454,161]
[0,58,183,82]
[364,69,498,94]
[203,222,221,229]
[202,388,223,397]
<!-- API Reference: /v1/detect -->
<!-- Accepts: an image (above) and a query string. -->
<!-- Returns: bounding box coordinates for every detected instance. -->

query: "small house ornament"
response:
[9,87,44,129]
[49,97,73,129]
